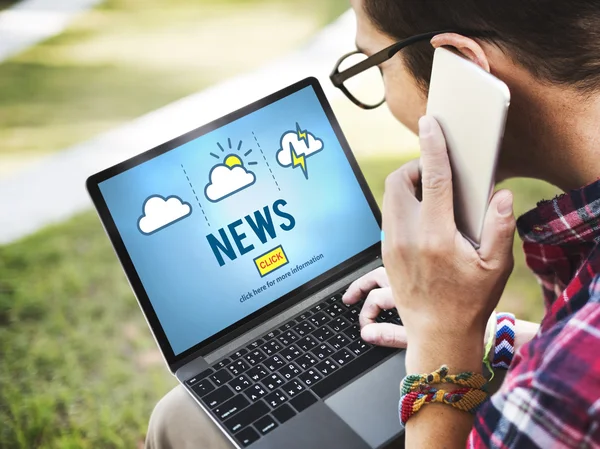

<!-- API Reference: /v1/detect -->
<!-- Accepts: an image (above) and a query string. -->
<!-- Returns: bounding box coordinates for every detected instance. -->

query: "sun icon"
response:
[209,138,257,168]
[204,138,259,203]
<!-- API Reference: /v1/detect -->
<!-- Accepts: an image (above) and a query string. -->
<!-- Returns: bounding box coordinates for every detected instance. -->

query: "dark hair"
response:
[363,0,600,92]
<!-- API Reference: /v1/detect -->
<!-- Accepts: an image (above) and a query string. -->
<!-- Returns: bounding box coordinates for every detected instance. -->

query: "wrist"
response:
[406,334,484,375]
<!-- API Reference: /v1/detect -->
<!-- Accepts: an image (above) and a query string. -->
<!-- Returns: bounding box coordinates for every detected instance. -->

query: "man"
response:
[146,0,600,447]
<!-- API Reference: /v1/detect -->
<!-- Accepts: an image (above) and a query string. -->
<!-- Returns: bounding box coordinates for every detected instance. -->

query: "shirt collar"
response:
[517,179,600,245]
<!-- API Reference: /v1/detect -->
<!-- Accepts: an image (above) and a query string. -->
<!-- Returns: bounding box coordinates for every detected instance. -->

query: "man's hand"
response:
[342,267,407,348]
[382,115,516,373]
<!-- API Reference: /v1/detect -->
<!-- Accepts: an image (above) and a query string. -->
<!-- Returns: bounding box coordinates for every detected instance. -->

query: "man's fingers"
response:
[361,323,407,348]
[343,267,389,304]
[418,115,454,223]
[358,288,396,328]
[478,189,516,266]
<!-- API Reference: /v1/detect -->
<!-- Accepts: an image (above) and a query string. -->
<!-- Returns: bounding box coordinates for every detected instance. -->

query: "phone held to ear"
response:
[426,47,511,247]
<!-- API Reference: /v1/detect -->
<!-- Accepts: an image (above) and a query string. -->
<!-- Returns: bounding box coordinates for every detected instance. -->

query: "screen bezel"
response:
[86,77,382,370]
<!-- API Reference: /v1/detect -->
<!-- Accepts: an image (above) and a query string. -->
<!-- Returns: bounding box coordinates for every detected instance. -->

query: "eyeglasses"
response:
[330,30,487,110]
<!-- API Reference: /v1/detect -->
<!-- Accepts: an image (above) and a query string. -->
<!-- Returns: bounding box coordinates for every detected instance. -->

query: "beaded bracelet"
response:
[492,313,516,369]
[399,385,488,425]
[401,365,488,395]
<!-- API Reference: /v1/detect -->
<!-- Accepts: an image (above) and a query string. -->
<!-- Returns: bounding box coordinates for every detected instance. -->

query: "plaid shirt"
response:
[468,180,600,448]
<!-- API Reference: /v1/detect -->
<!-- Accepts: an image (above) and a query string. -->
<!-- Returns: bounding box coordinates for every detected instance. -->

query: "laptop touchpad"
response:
[325,351,406,448]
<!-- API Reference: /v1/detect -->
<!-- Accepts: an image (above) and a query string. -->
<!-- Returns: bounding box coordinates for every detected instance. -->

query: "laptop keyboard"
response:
[185,289,401,447]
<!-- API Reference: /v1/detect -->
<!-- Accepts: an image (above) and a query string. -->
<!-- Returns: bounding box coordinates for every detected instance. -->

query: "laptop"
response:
[86,77,406,449]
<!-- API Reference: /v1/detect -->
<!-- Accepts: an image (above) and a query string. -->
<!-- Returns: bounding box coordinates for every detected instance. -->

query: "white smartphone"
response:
[426,47,511,247]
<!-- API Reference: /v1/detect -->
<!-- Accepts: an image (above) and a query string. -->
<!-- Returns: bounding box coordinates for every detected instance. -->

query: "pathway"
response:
[0,0,102,62]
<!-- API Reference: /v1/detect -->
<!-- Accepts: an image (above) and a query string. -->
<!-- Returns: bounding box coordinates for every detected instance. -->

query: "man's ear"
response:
[430,33,490,72]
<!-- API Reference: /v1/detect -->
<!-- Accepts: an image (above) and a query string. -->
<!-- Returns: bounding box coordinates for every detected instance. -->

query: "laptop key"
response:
[231,348,248,360]
[263,372,285,390]
[235,426,260,447]
[247,364,270,382]
[272,403,296,424]
[326,296,338,304]
[278,330,299,346]
[224,400,269,433]
[228,360,251,376]
[329,334,350,351]
[279,363,301,381]
[279,319,297,332]
[186,368,214,386]
[315,359,339,377]
[214,358,231,370]
[344,324,361,341]
[244,349,266,366]
[264,354,285,372]
[297,311,312,322]
[204,385,235,409]
[309,312,330,327]
[312,325,333,342]
[343,308,360,323]
[297,335,318,352]
[210,369,233,387]
[248,338,265,350]
[214,394,250,421]
[295,321,315,337]
[263,329,281,341]
[296,353,318,370]
[261,340,282,356]
[310,302,326,314]
[313,346,397,399]
[329,316,351,332]
[191,378,215,397]
[332,348,355,366]
[282,379,305,397]
[324,303,346,319]
[264,389,288,408]
[348,340,371,356]
[313,343,334,360]
[280,345,302,362]
[290,390,318,412]
[230,374,252,393]
[245,384,269,402]
[254,415,278,435]
[298,368,322,387]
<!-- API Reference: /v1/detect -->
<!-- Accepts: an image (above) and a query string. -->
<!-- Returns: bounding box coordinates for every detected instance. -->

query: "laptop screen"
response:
[97,84,381,356]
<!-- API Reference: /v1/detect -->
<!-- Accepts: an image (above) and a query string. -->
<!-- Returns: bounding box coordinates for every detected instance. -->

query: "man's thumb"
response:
[361,323,407,348]
[479,189,516,265]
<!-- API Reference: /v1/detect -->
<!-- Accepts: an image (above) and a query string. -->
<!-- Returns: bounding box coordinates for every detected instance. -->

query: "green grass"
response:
[0,155,559,448]
[0,0,348,158]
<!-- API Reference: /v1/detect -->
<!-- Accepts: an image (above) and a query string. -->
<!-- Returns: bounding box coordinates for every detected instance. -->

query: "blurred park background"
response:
[0,0,560,447]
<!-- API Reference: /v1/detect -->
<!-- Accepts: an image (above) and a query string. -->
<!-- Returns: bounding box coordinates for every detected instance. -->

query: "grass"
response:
[0,154,559,448]
[0,0,348,159]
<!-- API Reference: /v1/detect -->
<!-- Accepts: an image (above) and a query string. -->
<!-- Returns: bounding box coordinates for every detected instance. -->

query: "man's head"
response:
[350,0,600,184]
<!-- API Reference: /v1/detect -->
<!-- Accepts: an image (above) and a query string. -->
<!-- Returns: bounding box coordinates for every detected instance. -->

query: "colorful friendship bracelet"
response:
[399,386,488,425]
[492,312,516,369]
[401,365,488,395]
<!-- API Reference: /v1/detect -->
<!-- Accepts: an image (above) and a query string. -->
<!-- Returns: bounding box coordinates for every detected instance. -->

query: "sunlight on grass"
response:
[0,0,349,159]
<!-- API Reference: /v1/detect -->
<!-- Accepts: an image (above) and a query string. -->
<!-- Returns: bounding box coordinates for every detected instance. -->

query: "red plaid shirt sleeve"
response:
[467,180,600,448]
[468,276,600,448]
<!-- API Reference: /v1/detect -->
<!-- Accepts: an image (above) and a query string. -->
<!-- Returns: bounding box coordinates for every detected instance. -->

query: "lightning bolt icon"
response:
[290,143,308,179]
[296,122,309,145]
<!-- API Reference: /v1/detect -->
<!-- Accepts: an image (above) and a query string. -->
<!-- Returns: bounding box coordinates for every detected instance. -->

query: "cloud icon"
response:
[138,195,192,235]
[204,164,256,202]
[276,128,324,168]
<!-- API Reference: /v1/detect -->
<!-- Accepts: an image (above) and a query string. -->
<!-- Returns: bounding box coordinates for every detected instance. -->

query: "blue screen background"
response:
[99,86,381,355]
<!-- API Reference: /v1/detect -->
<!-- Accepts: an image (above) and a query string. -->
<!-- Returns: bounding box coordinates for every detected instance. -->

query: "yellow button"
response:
[254,245,289,277]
